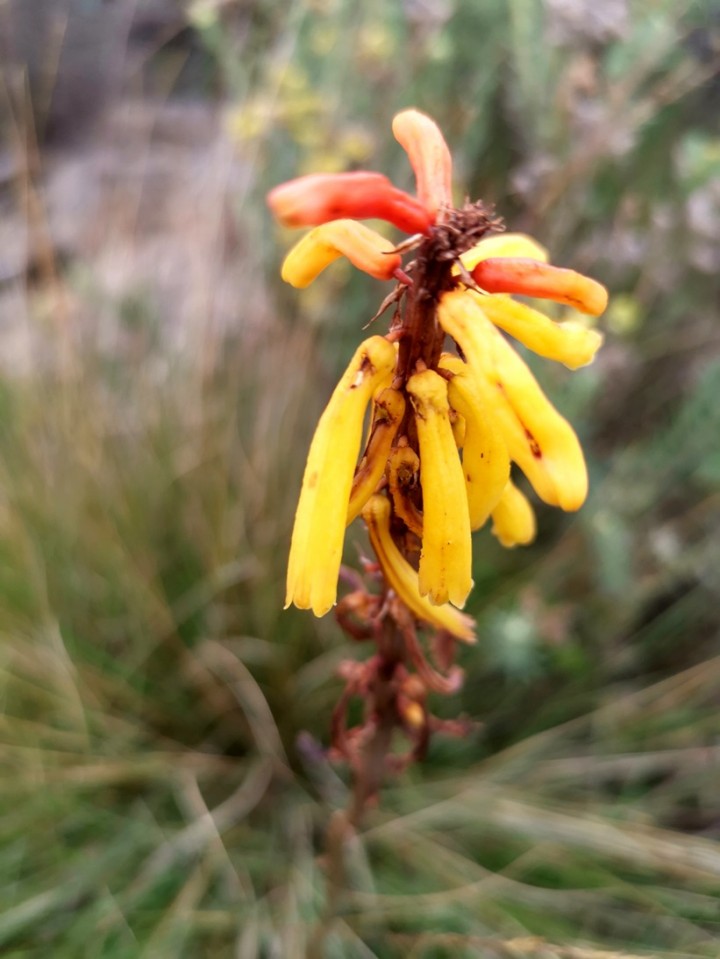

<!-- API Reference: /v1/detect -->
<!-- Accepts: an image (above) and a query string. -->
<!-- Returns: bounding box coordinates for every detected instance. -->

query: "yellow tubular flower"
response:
[286,336,397,615]
[482,319,588,511]
[346,387,405,524]
[281,220,401,288]
[439,356,510,530]
[473,293,604,370]
[362,495,476,643]
[438,290,588,511]
[460,233,549,272]
[490,479,537,548]
[406,369,473,607]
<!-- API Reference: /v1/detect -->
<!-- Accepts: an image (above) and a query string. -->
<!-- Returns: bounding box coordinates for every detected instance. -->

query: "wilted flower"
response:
[268,109,607,624]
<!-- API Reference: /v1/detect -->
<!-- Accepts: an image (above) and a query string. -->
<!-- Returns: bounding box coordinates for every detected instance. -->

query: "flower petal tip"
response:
[393,108,453,219]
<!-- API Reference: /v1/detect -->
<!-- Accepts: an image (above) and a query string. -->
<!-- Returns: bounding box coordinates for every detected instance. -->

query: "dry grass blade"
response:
[389,933,692,958]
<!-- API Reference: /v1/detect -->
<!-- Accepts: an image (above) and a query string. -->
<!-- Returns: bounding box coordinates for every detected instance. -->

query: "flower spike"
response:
[267,171,432,235]
[281,220,402,287]
[362,495,475,643]
[269,107,607,814]
[392,109,453,219]
[286,335,397,615]
[407,369,473,607]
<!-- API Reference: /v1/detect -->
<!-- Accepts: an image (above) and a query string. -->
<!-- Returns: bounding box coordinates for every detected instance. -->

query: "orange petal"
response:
[267,171,432,235]
[392,109,453,220]
[471,258,608,316]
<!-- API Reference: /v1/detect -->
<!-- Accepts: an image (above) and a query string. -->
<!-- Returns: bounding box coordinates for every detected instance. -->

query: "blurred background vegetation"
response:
[0,0,719,956]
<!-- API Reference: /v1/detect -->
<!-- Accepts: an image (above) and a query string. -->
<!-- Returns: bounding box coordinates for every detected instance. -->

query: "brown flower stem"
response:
[347,618,406,827]
[309,617,412,953]
[396,241,450,386]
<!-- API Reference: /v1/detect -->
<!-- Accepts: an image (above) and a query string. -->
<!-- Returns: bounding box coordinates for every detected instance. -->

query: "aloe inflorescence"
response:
[268,109,607,810]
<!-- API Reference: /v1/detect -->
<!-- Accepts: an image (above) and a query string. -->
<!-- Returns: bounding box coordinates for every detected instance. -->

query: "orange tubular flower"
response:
[392,110,453,219]
[267,171,432,235]
[471,257,608,315]
[268,108,608,621]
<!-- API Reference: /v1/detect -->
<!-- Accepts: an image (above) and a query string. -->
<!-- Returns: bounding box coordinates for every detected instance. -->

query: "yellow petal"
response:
[440,356,511,530]
[490,479,537,548]
[437,290,588,511]
[286,336,397,615]
[346,387,405,524]
[362,495,475,643]
[459,233,549,273]
[473,293,604,370]
[281,220,401,288]
[406,369,473,607]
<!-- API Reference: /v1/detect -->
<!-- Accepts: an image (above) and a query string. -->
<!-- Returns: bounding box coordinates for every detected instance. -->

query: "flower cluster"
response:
[268,110,607,636]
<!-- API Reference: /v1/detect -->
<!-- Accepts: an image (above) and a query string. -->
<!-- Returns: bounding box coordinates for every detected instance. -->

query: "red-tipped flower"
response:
[392,109,453,219]
[471,257,609,316]
[267,171,432,235]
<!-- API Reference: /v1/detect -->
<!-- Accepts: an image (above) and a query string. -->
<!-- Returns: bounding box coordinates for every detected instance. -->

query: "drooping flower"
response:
[406,368,473,607]
[269,109,607,624]
[362,494,475,643]
[490,479,537,548]
[285,335,396,616]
